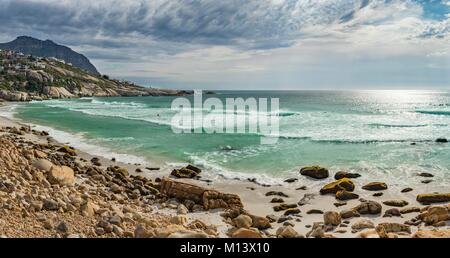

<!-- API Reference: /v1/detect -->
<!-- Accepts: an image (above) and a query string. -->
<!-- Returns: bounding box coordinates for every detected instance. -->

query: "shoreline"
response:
[0,101,449,238]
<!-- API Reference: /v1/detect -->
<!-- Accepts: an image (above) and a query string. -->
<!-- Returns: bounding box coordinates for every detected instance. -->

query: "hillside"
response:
[0,50,189,101]
[0,36,99,75]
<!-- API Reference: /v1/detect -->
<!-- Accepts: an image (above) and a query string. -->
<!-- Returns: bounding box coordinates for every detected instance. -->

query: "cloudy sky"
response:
[0,0,449,90]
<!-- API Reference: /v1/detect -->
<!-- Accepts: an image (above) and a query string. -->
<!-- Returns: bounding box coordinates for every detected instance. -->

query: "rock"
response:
[353,201,382,215]
[417,193,450,204]
[306,209,324,214]
[334,202,347,207]
[56,221,70,234]
[401,188,413,193]
[335,190,359,201]
[273,203,297,212]
[436,138,448,143]
[57,146,76,156]
[362,182,388,191]
[170,215,187,225]
[383,200,409,207]
[270,198,284,203]
[357,229,379,238]
[134,224,154,238]
[298,193,315,206]
[231,228,262,238]
[277,215,292,223]
[400,207,421,214]
[186,164,202,173]
[95,227,105,236]
[284,178,298,183]
[171,167,199,179]
[168,230,209,238]
[80,200,96,217]
[177,204,189,215]
[265,191,289,198]
[413,229,450,238]
[160,178,243,210]
[276,226,301,238]
[250,215,271,230]
[320,178,355,195]
[420,206,449,225]
[351,219,375,230]
[421,180,433,184]
[266,215,277,223]
[376,223,411,234]
[384,208,401,217]
[47,165,75,186]
[418,172,434,177]
[323,211,341,226]
[34,150,48,159]
[32,159,54,172]
[340,209,360,219]
[284,208,301,216]
[300,166,329,179]
[372,192,383,197]
[43,199,59,210]
[334,171,361,180]
[233,215,253,229]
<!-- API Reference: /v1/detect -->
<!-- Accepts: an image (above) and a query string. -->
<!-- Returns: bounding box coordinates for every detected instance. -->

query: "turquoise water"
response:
[10,90,450,185]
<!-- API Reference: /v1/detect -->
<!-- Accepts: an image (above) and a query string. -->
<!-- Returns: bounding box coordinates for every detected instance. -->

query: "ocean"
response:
[7,90,450,186]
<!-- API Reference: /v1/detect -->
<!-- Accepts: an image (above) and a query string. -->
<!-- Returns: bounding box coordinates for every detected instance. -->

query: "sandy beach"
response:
[0,101,449,238]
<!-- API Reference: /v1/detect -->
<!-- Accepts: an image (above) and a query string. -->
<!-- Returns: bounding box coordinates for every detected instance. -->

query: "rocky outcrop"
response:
[300,166,329,179]
[362,182,388,191]
[320,178,355,195]
[416,193,450,204]
[160,178,243,210]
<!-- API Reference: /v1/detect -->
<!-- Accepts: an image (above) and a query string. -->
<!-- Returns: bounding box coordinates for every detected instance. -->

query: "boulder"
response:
[250,215,271,230]
[334,171,361,180]
[300,166,329,179]
[335,190,359,201]
[340,209,360,219]
[276,226,301,238]
[384,208,401,217]
[160,178,243,210]
[57,146,76,156]
[382,200,409,207]
[320,178,355,195]
[420,206,449,225]
[362,182,388,191]
[32,159,54,172]
[233,215,253,229]
[47,166,75,186]
[284,208,301,216]
[351,219,375,230]
[413,229,450,238]
[168,230,209,238]
[353,201,382,215]
[416,193,450,204]
[231,228,263,238]
[171,167,199,179]
[323,211,341,226]
[376,223,411,234]
[418,172,434,178]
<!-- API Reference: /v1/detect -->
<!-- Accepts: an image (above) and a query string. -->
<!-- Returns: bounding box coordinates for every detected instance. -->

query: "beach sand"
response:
[0,102,449,238]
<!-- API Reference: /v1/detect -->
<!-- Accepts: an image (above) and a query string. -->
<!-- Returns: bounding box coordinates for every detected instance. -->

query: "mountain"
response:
[0,36,100,75]
[0,49,190,101]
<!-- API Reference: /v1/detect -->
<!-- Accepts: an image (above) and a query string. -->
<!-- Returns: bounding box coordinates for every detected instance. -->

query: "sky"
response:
[0,0,449,90]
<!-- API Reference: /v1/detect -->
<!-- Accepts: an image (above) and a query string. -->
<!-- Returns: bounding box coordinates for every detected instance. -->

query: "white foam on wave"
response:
[29,123,149,166]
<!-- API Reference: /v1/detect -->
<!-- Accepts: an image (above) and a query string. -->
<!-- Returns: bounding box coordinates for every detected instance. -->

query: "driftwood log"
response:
[160,178,243,210]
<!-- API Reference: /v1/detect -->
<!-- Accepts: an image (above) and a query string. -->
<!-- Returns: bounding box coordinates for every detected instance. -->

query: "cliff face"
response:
[0,36,100,75]
[0,50,190,101]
